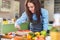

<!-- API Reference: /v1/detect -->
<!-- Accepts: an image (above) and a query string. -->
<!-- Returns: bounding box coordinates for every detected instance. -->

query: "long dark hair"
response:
[25,0,42,23]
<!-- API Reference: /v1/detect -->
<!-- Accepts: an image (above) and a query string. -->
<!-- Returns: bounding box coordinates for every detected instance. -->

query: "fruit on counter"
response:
[34,36,44,40]
[41,30,47,36]
[28,32,36,38]
[40,35,45,38]
[27,32,36,40]
[35,32,40,35]
[38,37,44,40]
[27,32,45,40]
[34,32,40,37]
[32,37,36,40]
[14,36,23,40]
[6,31,46,40]
[27,34,32,40]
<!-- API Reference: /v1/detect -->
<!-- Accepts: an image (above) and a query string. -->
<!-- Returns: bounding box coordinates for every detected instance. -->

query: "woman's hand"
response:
[15,25,21,30]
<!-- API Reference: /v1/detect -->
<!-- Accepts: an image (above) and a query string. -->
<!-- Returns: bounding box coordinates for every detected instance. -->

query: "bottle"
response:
[53,13,60,32]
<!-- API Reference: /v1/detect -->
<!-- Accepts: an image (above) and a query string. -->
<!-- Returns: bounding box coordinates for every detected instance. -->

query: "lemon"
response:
[32,37,36,40]
[27,34,32,39]
[35,32,40,35]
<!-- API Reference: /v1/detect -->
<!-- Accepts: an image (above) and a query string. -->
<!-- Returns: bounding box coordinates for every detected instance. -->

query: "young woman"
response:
[15,0,48,32]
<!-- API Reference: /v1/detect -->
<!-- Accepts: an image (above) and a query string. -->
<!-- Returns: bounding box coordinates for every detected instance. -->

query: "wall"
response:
[10,1,19,18]
[0,12,13,19]
[0,0,14,19]
[19,0,25,16]
[0,0,19,19]
[44,0,54,21]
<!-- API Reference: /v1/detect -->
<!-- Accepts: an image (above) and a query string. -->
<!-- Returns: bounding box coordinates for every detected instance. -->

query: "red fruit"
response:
[36,36,44,40]
[39,37,44,40]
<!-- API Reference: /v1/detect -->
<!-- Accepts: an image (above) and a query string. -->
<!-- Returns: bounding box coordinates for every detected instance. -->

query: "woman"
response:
[15,0,48,32]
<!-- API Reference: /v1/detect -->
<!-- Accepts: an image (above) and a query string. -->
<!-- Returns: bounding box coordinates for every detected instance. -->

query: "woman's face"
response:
[27,2,35,13]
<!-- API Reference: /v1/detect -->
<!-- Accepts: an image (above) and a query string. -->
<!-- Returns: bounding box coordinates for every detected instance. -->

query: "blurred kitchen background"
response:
[0,0,60,40]
[0,0,56,23]
[0,0,60,33]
